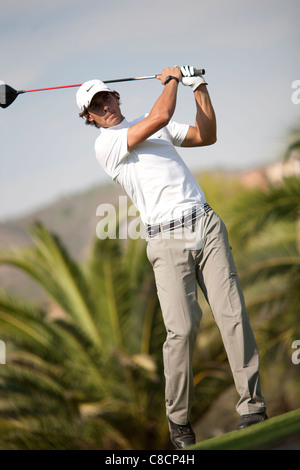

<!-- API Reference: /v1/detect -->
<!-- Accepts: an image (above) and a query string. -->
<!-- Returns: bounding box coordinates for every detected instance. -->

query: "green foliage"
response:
[0,224,167,449]
[191,408,300,450]
[0,219,243,449]
[229,176,300,246]
[228,176,300,358]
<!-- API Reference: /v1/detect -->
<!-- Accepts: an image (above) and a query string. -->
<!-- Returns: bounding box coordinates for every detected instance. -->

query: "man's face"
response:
[87,92,123,128]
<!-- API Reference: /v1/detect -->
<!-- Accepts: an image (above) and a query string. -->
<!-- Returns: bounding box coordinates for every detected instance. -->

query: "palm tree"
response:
[0,222,167,449]
[227,175,300,412]
[0,219,242,449]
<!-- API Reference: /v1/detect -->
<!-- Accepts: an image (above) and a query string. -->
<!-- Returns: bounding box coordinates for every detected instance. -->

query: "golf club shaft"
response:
[21,69,205,94]
[22,78,155,93]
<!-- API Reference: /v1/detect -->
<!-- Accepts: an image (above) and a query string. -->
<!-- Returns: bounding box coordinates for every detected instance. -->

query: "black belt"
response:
[146,203,212,237]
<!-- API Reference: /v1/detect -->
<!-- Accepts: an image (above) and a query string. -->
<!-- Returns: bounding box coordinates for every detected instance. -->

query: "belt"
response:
[146,203,212,237]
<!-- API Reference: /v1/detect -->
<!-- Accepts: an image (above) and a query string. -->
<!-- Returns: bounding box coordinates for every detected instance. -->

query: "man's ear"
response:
[87,112,93,122]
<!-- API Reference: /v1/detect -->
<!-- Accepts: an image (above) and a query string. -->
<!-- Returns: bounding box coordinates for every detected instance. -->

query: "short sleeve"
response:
[166,121,189,147]
[94,128,129,180]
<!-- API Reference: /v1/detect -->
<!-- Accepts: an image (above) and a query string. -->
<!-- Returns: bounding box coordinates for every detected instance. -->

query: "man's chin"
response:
[108,115,124,126]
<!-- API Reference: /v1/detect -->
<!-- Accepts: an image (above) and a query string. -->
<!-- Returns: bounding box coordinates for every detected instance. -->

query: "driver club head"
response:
[0,82,20,109]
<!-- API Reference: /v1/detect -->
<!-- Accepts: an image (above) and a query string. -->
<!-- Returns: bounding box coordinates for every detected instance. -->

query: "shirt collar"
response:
[101,117,128,131]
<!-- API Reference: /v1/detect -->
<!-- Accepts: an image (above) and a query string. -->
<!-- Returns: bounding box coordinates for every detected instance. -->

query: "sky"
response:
[0,0,299,221]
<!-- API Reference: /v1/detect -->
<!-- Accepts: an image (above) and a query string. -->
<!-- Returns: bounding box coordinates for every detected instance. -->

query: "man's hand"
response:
[157,67,182,85]
[181,65,207,91]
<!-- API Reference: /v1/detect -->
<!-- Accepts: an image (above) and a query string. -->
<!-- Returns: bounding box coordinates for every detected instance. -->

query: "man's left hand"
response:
[181,65,207,91]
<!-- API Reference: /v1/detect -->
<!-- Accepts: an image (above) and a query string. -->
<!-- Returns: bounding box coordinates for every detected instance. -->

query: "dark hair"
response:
[79,91,121,128]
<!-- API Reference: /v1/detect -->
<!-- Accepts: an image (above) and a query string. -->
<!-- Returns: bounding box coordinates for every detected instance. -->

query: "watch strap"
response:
[164,75,180,86]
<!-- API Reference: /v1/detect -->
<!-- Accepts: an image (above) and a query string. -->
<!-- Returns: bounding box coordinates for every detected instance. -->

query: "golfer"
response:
[76,66,267,448]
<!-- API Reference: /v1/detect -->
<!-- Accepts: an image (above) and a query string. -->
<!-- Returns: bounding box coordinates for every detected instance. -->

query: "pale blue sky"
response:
[0,0,299,220]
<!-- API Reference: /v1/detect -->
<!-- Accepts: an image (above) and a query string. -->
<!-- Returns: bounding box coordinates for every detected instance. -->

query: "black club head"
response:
[0,83,21,109]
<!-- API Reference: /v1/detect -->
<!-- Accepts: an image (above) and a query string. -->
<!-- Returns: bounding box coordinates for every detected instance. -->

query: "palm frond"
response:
[229,176,300,244]
[0,222,102,347]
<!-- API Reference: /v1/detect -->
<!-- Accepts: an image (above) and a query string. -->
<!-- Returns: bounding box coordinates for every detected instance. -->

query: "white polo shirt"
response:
[94,115,206,225]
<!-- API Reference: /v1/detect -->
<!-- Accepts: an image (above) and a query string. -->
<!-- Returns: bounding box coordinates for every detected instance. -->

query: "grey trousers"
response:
[146,209,266,425]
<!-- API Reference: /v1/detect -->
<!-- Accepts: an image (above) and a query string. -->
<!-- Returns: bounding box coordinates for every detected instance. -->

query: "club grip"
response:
[192,68,205,76]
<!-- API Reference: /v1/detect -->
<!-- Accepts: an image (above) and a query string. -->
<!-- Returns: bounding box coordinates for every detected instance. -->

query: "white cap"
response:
[76,79,112,110]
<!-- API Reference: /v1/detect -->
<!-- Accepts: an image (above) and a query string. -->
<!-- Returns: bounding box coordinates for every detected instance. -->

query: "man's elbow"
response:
[208,134,217,145]
[157,111,172,128]
[203,133,217,146]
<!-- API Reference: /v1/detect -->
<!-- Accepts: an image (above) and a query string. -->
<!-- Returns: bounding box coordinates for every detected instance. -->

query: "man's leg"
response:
[146,233,202,426]
[196,211,266,417]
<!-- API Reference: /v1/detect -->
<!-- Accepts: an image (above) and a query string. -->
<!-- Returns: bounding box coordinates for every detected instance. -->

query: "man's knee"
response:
[166,320,199,346]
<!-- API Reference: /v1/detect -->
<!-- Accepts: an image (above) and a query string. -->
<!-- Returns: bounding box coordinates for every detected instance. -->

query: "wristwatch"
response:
[164,75,180,85]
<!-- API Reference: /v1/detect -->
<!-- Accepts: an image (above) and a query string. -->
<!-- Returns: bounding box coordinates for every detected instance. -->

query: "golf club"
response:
[0,68,205,109]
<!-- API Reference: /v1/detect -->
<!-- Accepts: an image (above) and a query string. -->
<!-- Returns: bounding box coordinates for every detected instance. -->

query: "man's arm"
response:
[181,84,217,147]
[127,67,182,150]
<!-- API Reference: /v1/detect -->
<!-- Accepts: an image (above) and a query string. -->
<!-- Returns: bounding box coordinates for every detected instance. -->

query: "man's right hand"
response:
[157,67,182,85]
